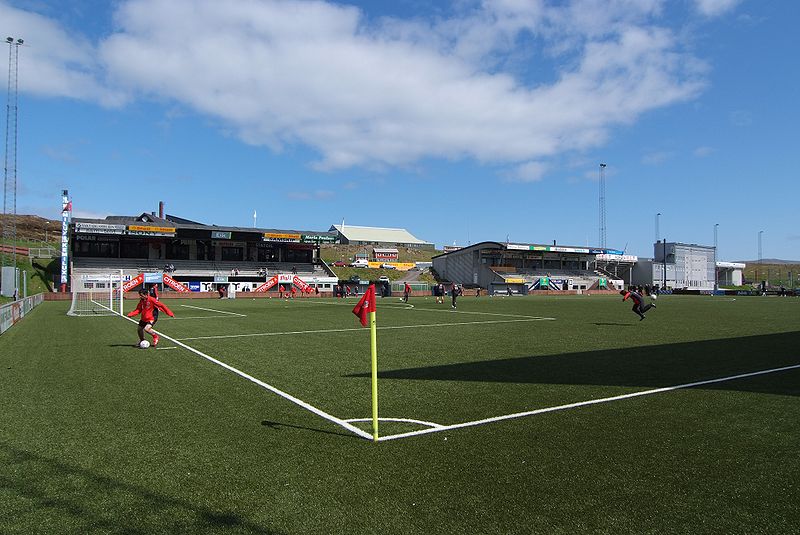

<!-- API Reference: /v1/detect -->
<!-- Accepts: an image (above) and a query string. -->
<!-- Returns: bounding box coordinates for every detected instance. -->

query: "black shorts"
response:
[138,320,154,328]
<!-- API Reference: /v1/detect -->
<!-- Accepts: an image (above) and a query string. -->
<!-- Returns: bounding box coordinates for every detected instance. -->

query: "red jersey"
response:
[128,295,174,322]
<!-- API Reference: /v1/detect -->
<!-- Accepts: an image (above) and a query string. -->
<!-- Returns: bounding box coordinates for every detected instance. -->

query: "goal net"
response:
[67,272,124,316]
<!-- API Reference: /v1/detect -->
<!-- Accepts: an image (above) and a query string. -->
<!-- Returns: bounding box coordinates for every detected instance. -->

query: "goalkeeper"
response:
[620,288,655,321]
[128,287,174,347]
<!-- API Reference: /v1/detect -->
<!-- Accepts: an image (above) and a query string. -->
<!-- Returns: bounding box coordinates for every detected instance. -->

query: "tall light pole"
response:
[655,213,661,243]
[758,230,763,265]
[2,36,23,299]
[599,163,607,248]
[713,223,719,291]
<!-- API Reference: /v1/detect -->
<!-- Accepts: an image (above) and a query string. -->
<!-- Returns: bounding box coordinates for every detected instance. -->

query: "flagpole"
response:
[369,309,379,441]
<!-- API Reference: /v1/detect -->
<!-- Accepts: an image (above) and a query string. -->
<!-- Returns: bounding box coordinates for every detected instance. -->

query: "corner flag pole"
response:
[370,309,379,441]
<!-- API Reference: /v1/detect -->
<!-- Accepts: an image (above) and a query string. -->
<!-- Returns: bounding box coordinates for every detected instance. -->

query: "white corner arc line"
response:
[180,304,247,316]
[376,363,800,442]
[345,417,445,429]
[117,313,371,440]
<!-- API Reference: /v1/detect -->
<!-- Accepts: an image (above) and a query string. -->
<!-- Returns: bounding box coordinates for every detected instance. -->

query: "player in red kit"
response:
[127,288,175,346]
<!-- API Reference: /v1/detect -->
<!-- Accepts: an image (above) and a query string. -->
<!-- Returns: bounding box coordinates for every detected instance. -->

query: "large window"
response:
[120,240,149,259]
[74,239,119,258]
[222,247,243,261]
[166,240,190,260]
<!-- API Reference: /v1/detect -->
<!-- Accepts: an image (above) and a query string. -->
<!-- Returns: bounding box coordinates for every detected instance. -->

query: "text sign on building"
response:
[263,232,300,243]
[75,222,126,234]
[301,234,336,243]
[127,225,176,237]
[211,231,232,240]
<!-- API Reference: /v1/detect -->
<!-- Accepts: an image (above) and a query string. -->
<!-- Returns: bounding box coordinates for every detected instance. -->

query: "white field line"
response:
[117,313,372,441]
[300,299,547,319]
[345,417,446,429]
[165,315,243,320]
[376,363,800,442]
[176,317,553,341]
[180,304,247,317]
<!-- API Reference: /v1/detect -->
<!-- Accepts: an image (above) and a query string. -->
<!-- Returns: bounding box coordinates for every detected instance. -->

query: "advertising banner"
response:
[292,276,312,292]
[301,234,336,243]
[255,276,279,292]
[60,193,71,287]
[188,282,201,292]
[144,272,162,283]
[211,231,232,240]
[163,274,190,292]
[127,225,176,237]
[75,222,126,234]
[122,273,144,292]
[263,232,300,243]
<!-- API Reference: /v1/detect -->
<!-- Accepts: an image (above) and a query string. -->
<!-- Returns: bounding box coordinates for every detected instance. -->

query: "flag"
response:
[352,284,376,327]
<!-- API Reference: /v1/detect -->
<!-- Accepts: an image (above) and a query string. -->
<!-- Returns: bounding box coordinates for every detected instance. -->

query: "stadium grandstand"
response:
[432,241,632,295]
[329,224,433,249]
[70,210,340,294]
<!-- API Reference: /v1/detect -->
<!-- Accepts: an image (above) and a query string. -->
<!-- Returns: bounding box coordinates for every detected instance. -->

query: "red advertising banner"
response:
[122,273,144,293]
[254,276,279,293]
[163,274,190,292]
[292,276,312,292]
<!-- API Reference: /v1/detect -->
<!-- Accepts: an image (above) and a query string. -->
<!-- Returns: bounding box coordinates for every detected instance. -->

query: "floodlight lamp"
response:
[17,39,23,45]
[6,37,13,43]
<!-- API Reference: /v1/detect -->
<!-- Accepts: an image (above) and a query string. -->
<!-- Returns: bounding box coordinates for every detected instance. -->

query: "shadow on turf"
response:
[348,331,800,397]
[261,419,359,439]
[0,441,284,534]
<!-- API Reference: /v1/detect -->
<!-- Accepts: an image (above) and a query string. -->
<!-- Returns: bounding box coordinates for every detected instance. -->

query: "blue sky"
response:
[1,0,798,261]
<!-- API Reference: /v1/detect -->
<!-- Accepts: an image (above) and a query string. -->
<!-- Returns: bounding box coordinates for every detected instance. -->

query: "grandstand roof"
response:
[329,224,431,246]
[72,212,336,238]
[433,241,626,259]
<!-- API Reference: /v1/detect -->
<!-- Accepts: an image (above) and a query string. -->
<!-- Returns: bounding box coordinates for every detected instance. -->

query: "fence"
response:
[0,293,45,335]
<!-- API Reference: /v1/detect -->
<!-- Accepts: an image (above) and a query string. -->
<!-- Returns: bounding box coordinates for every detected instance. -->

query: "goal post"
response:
[67,270,124,317]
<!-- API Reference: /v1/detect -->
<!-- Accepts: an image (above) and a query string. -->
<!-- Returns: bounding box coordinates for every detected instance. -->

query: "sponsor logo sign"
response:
[144,272,162,283]
[163,274,190,292]
[75,222,126,234]
[188,282,201,292]
[506,278,525,283]
[214,276,229,283]
[127,225,176,236]
[122,274,144,292]
[301,234,336,243]
[211,231,232,240]
[263,232,300,243]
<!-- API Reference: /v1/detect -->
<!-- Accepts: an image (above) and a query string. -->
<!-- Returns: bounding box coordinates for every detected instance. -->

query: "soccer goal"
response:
[67,272,124,316]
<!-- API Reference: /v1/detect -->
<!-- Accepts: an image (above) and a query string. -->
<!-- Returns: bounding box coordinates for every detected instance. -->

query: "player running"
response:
[403,282,411,303]
[127,287,175,347]
[620,288,655,321]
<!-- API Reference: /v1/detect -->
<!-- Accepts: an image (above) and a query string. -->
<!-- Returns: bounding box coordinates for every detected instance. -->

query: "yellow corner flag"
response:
[353,284,379,441]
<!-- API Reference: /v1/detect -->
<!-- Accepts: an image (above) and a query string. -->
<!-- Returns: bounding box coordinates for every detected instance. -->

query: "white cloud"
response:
[693,146,714,157]
[693,0,742,17]
[642,150,672,165]
[508,161,548,182]
[4,0,714,172]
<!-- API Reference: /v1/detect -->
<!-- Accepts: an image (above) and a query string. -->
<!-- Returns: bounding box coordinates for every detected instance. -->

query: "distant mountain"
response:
[737,259,800,265]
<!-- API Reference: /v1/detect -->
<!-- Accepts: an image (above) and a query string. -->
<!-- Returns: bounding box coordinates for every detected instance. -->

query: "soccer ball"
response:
[651,294,658,300]
[139,340,151,349]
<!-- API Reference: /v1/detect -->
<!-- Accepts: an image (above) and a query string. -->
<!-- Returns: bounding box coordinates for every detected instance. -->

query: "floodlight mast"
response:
[599,163,607,248]
[2,36,22,299]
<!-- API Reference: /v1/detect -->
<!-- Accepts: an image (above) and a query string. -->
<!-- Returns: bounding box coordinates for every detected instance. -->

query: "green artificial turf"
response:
[1,294,798,534]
